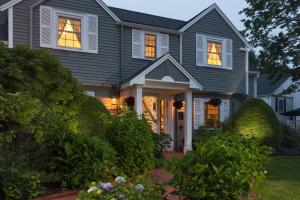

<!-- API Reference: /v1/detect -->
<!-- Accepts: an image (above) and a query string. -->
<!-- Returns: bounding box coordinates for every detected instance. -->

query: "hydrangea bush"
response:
[78,176,165,200]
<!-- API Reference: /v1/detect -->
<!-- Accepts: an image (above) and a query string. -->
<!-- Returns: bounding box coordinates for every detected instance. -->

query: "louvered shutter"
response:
[40,6,53,48]
[196,34,206,66]
[220,100,230,122]
[194,98,205,129]
[275,97,279,112]
[132,29,145,59]
[86,14,98,53]
[223,39,233,69]
[158,33,169,57]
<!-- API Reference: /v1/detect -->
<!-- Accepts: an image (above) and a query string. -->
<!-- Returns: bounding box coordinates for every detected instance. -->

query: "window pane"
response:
[57,16,82,49]
[205,103,220,128]
[207,41,222,66]
[145,34,156,59]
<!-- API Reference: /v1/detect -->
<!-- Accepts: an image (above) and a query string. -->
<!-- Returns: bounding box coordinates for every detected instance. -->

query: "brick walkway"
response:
[37,152,183,200]
[151,152,183,200]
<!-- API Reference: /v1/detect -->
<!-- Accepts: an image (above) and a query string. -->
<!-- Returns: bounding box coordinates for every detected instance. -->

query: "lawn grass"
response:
[257,156,300,200]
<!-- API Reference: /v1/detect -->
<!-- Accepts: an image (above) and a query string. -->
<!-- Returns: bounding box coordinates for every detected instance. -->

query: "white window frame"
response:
[53,10,86,52]
[85,91,95,97]
[143,31,159,60]
[206,37,224,68]
[277,98,285,113]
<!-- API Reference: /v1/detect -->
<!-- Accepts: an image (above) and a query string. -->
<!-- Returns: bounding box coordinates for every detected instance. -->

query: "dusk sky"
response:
[103,0,248,31]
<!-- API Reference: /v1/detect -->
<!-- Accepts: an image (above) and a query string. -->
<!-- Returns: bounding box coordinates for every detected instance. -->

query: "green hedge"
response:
[233,98,282,149]
[77,95,110,136]
[167,133,270,200]
[105,109,155,176]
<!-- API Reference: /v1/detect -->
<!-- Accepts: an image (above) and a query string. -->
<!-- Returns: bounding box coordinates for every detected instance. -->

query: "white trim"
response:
[123,53,203,90]
[179,4,252,49]
[8,7,13,48]
[0,0,22,11]
[1,41,8,45]
[84,91,95,97]
[241,47,250,95]
[180,34,183,64]
[134,85,143,117]
[184,89,193,153]
[0,0,121,22]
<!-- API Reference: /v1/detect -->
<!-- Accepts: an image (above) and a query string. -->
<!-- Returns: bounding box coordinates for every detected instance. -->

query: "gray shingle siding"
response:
[182,9,247,94]
[0,11,8,41]
[121,26,180,81]
[249,74,255,97]
[12,0,121,85]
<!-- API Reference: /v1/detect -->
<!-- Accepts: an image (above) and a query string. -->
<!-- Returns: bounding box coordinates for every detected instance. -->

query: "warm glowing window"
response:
[207,41,222,66]
[145,34,156,59]
[58,16,82,49]
[205,103,220,128]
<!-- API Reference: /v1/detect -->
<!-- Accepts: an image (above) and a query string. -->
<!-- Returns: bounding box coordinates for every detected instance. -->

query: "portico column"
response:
[184,89,193,153]
[134,84,143,117]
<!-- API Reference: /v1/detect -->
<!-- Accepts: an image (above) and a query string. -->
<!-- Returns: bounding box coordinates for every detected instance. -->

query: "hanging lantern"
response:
[173,100,184,109]
[208,97,222,107]
[124,96,135,108]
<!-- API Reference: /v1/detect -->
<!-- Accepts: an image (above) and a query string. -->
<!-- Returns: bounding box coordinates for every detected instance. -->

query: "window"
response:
[276,98,286,113]
[57,16,82,49]
[207,41,222,66]
[145,34,157,59]
[205,103,220,128]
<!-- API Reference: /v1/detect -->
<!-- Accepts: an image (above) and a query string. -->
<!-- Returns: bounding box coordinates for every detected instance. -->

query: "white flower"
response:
[264,170,268,174]
[115,176,126,184]
[88,186,99,193]
[135,184,144,192]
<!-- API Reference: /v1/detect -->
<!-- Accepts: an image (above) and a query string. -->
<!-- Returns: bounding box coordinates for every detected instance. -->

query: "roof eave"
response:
[117,21,182,35]
[179,3,252,48]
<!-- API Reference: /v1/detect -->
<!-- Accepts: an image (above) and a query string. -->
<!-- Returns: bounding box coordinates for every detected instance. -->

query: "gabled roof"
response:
[109,7,186,30]
[122,53,203,90]
[257,74,290,96]
[179,3,251,48]
[0,0,121,22]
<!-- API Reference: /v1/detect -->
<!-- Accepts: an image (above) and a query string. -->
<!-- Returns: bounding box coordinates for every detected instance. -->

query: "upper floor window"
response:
[132,29,169,60]
[207,41,222,66]
[196,34,232,70]
[145,34,157,59]
[40,6,98,53]
[58,16,82,49]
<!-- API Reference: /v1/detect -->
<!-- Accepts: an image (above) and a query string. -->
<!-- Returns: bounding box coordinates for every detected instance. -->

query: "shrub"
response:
[77,95,110,136]
[152,133,172,159]
[166,133,270,200]
[105,109,155,176]
[281,123,300,149]
[37,111,117,188]
[78,176,164,200]
[0,168,43,200]
[232,98,282,149]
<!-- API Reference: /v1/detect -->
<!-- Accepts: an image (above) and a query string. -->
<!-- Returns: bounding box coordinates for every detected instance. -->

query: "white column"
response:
[8,7,13,48]
[184,89,193,153]
[134,85,143,117]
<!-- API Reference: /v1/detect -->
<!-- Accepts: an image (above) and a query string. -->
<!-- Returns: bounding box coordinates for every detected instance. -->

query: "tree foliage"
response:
[241,0,300,92]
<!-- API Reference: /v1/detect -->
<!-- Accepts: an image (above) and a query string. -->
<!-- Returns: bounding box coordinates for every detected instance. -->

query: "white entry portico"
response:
[121,54,202,152]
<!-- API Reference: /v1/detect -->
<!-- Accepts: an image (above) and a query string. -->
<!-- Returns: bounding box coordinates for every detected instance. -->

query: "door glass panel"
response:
[143,96,158,133]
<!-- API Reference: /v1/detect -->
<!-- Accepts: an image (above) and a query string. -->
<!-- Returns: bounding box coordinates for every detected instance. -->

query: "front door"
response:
[143,95,174,150]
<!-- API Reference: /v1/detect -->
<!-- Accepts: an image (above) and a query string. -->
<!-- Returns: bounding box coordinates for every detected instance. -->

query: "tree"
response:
[241,0,300,92]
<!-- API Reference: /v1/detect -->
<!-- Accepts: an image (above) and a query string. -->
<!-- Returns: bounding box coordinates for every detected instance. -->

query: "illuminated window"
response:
[58,16,82,49]
[145,34,156,59]
[205,103,220,128]
[207,41,222,66]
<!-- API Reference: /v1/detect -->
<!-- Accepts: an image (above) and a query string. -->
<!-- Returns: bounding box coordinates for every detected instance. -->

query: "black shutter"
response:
[275,98,278,112]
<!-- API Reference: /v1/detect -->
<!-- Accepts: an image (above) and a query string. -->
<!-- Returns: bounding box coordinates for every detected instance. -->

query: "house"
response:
[0,0,257,152]
[258,74,300,128]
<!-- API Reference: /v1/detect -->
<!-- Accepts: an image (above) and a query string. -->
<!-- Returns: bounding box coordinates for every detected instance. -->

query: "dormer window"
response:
[57,16,82,49]
[207,41,222,66]
[145,34,157,59]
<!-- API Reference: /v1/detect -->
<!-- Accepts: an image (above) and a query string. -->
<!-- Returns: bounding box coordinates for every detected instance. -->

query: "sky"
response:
[103,0,248,31]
